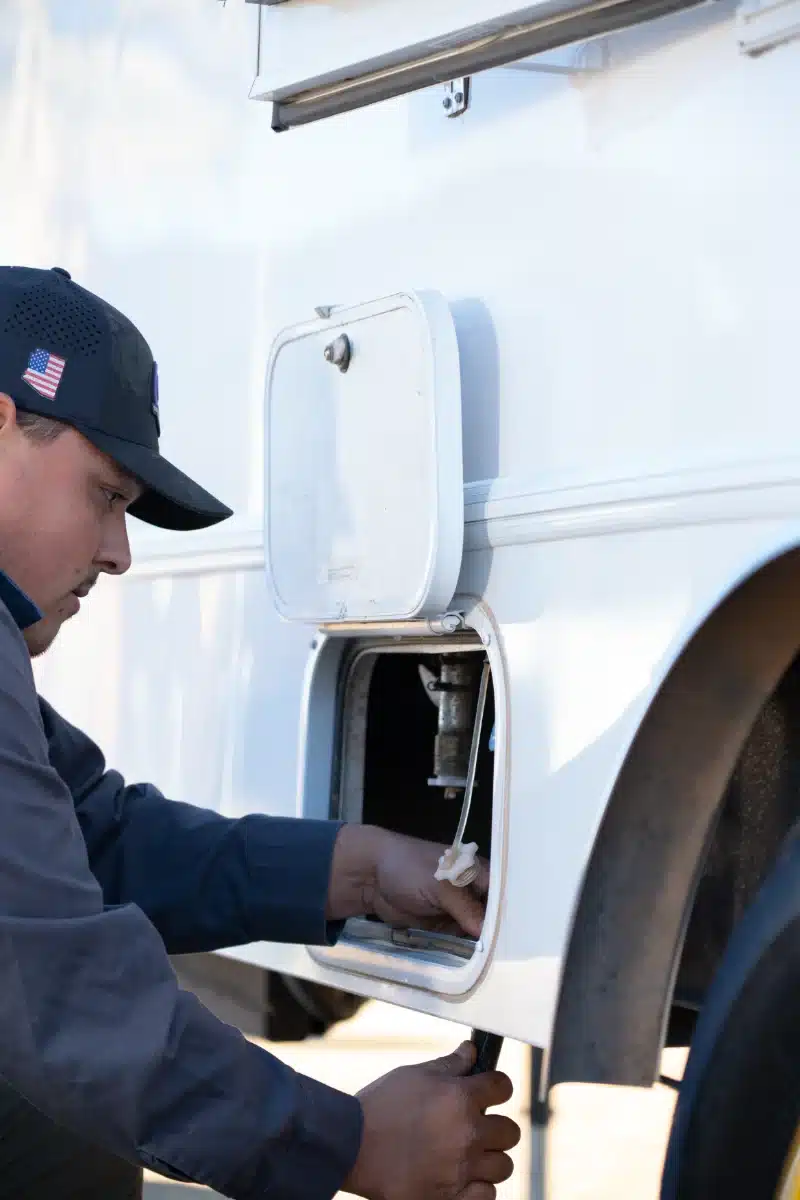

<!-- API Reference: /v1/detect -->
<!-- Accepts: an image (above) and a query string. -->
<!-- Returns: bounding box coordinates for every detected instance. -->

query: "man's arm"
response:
[40,696,346,953]
[42,699,489,954]
[1,608,362,1199]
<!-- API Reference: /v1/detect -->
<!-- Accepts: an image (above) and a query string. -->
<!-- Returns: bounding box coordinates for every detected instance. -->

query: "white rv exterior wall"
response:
[3,0,800,1048]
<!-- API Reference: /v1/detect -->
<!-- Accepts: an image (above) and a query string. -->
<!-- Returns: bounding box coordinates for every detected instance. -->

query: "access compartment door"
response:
[264,290,464,625]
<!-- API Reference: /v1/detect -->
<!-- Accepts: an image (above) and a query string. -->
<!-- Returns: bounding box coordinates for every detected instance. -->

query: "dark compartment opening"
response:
[360,652,495,858]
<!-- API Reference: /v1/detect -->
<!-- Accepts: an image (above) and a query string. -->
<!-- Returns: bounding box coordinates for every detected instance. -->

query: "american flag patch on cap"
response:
[22,348,66,400]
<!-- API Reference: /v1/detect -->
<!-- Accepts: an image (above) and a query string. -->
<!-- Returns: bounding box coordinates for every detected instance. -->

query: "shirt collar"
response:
[0,571,42,630]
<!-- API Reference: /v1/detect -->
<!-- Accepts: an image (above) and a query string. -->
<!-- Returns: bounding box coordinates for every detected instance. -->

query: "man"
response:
[0,266,518,1200]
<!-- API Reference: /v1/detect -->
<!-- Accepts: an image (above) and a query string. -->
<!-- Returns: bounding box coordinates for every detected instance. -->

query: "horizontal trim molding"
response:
[127,457,800,577]
[127,525,265,579]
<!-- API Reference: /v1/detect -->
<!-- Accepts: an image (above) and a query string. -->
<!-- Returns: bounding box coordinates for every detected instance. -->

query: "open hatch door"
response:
[264,290,464,626]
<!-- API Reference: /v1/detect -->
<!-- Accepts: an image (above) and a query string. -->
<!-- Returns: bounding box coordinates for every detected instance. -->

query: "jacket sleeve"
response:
[0,607,362,1199]
[38,696,344,954]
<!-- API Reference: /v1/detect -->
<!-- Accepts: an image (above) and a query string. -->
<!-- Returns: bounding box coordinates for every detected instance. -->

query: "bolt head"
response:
[442,96,453,110]
[324,334,352,372]
[454,91,464,104]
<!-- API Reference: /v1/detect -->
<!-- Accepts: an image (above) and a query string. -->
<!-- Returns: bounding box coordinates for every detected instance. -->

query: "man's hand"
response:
[344,1042,519,1200]
[327,826,489,939]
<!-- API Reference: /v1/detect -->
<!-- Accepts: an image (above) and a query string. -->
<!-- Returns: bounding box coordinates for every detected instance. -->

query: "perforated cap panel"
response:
[4,281,103,356]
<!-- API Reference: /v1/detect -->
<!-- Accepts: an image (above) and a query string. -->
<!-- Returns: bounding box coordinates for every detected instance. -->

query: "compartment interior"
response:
[340,649,495,860]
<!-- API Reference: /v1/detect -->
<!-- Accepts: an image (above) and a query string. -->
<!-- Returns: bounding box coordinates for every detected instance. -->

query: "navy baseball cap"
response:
[0,265,232,531]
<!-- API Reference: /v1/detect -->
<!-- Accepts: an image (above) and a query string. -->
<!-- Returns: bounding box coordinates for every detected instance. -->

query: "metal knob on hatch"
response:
[323,333,352,373]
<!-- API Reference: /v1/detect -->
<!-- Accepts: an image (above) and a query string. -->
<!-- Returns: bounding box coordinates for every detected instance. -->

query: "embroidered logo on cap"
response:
[150,361,161,437]
[22,348,66,400]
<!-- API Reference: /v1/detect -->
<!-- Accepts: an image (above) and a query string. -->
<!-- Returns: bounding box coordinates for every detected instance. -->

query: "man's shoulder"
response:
[0,596,38,698]
[36,694,106,798]
[0,598,49,763]
[37,693,82,750]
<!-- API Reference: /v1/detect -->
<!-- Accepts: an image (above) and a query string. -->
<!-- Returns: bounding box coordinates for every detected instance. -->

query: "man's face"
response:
[23,602,81,658]
[0,395,142,650]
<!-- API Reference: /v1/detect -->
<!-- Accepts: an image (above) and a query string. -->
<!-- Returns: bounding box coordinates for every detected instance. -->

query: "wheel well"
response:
[549,547,800,1089]
[672,657,800,1030]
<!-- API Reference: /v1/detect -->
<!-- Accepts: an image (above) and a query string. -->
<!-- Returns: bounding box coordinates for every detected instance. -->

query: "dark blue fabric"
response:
[0,569,41,630]
[38,697,345,953]
[0,1073,143,1198]
[0,599,362,1199]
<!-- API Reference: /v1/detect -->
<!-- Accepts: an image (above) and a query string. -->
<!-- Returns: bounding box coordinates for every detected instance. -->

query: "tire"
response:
[662,823,800,1199]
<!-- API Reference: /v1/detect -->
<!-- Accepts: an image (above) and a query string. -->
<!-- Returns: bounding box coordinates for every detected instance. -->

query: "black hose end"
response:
[469,1029,504,1074]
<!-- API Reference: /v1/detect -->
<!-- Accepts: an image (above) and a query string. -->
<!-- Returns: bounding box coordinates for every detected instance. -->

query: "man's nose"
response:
[96,515,132,577]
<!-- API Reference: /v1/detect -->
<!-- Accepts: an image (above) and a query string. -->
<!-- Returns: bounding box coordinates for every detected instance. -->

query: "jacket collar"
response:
[0,571,42,630]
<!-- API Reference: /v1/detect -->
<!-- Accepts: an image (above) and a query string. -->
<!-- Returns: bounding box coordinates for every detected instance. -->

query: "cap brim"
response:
[82,428,233,532]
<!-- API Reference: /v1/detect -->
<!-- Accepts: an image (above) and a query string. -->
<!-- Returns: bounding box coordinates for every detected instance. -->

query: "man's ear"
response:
[0,394,17,436]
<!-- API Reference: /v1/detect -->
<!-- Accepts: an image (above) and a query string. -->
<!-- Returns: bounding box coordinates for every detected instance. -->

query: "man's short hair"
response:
[15,410,64,444]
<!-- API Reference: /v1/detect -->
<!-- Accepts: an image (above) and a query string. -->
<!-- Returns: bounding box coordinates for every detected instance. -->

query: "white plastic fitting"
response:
[435,841,480,888]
